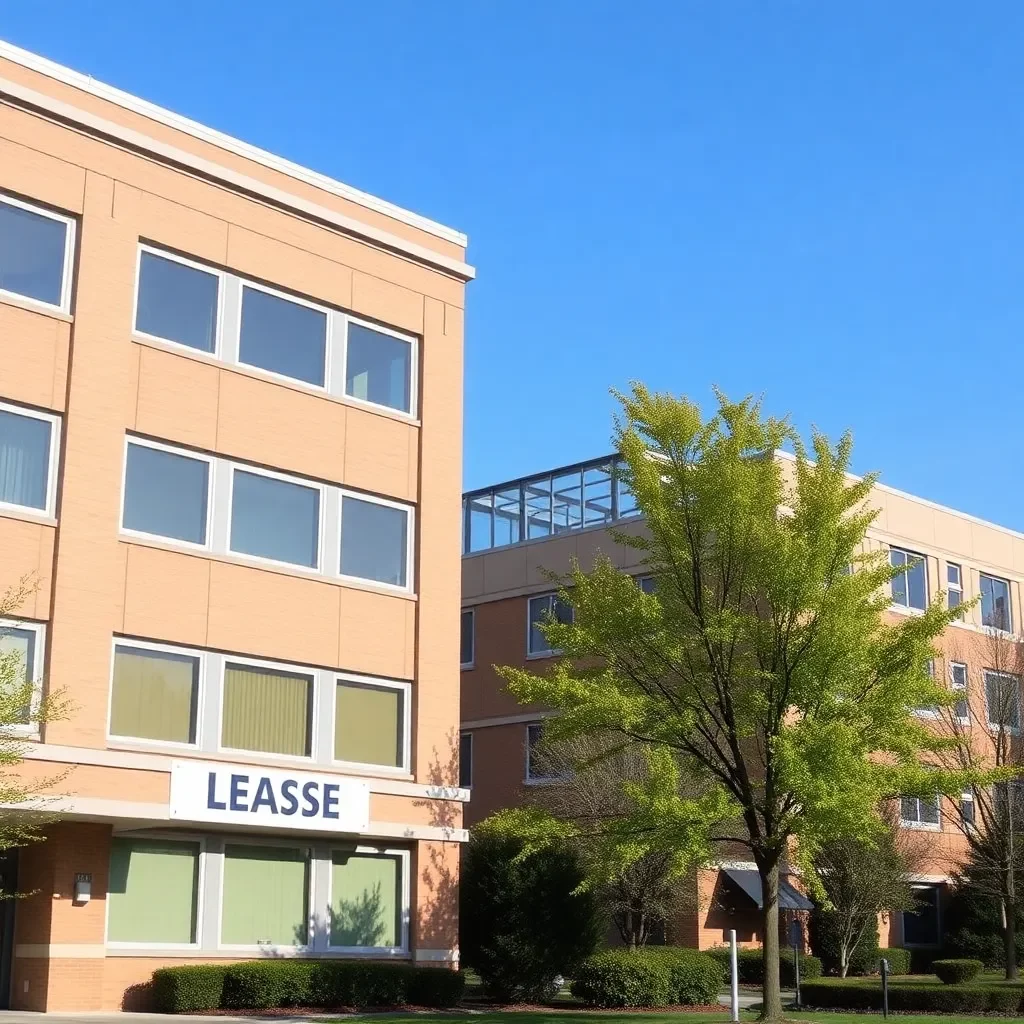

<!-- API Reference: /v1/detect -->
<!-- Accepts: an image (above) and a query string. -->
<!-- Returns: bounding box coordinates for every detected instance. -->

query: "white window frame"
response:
[106,637,205,751]
[104,831,206,951]
[331,673,411,774]
[132,244,225,357]
[120,436,214,552]
[0,618,45,737]
[984,669,1021,735]
[980,572,1013,632]
[460,731,473,789]
[960,791,976,829]
[0,400,61,520]
[217,835,314,953]
[227,463,326,574]
[340,316,419,419]
[947,562,963,612]
[460,608,475,669]
[900,794,942,831]
[338,490,415,594]
[527,593,573,658]
[950,662,970,726]
[325,844,410,955]
[0,192,76,315]
[890,546,928,611]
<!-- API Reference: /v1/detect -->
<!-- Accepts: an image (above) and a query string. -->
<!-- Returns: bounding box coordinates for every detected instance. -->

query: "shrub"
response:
[706,946,821,986]
[460,830,601,1001]
[809,907,880,976]
[221,962,314,1009]
[152,965,226,1013]
[571,947,723,1008]
[932,958,984,985]
[878,946,912,975]
[406,966,467,1007]
[801,977,1024,1014]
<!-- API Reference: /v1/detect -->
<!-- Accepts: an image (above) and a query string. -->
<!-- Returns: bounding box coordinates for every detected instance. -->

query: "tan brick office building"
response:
[0,40,471,1011]
[460,452,1019,953]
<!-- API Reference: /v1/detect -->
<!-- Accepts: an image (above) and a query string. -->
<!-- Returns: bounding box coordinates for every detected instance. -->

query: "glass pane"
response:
[552,471,583,534]
[222,663,311,756]
[222,844,309,946]
[553,596,573,626]
[639,576,657,595]
[107,838,198,943]
[493,487,522,547]
[0,410,51,511]
[135,251,218,352]
[335,681,402,767]
[615,468,639,518]
[900,796,918,822]
[948,590,961,611]
[123,444,208,544]
[583,464,614,526]
[460,610,474,666]
[345,323,412,414]
[0,201,67,306]
[459,733,472,788]
[467,493,493,553]
[982,576,1011,631]
[525,476,552,538]
[903,887,939,945]
[330,851,401,948]
[239,286,326,387]
[340,496,408,587]
[950,664,967,687]
[890,553,908,606]
[230,470,319,568]
[919,796,940,824]
[529,596,552,655]
[0,626,34,724]
[906,556,927,610]
[110,646,198,744]
[947,564,961,587]
[962,797,975,825]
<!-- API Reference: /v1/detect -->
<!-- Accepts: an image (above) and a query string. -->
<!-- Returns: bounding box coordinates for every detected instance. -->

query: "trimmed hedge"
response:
[151,961,465,1013]
[801,978,1024,1014]
[706,946,822,986]
[932,958,984,985]
[571,947,724,1008]
[879,946,912,976]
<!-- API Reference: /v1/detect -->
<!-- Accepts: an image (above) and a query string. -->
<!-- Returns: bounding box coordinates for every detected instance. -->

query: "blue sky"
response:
[5,3,1024,526]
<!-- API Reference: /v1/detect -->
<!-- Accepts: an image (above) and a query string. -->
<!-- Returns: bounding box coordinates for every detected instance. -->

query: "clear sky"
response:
[4,3,1024,527]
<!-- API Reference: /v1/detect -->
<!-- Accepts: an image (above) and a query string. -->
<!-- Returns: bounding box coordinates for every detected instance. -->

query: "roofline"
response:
[0,38,468,249]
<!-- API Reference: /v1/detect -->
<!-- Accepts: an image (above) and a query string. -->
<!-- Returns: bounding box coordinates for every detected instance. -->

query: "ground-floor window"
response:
[329,850,402,950]
[902,884,941,946]
[221,844,310,948]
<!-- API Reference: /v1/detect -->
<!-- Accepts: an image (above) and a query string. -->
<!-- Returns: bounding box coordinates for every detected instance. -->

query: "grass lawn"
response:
[329,1013,1014,1024]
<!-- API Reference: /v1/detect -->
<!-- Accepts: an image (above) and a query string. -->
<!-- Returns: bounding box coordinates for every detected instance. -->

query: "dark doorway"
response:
[0,849,19,1008]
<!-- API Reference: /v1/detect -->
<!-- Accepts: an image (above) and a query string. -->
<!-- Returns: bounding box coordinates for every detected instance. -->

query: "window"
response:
[122,440,209,545]
[230,469,320,569]
[638,575,657,594]
[985,670,1021,732]
[329,849,404,950]
[334,678,407,770]
[134,248,219,353]
[109,643,199,746]
[345,322,414,415]
[526,722,565,783]
[961,792,976,827]
[459,732,472,788]
[239,284,327,387]
[339,495,410,588]
[107,837,199,945]
[0,619,43,728]
[460,609,475,668]
[221,843,309,947]
[0,194,74,311]
[950,662,970,725]
[528,593,573,657]
[0,403,59,516]
[890,548,927,610]
[947,563,963,614]
[221,662,313,757]
[913,659,939,718]
[981,573,1012,631]
[900,794,941,828]
[903,884,941,946]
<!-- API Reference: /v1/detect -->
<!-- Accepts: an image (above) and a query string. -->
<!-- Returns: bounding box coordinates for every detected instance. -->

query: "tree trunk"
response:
[758,857,784,1021]
[1003,896,1018,981]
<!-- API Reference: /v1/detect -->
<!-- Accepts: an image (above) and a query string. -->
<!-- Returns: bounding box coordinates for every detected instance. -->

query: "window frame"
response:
[947,562,963,613]
[460,608,475,669]
[525,721,568,785]
[0,399,62,520]
[331,672,411,774]
[526,593,573,658]
[890,546,928,611]
[980,572,1013,632]
[132,243,225,357]
[0,192,77,315]
[900,794,942,831]
[120,436,214,551]
[950,662,970,726]
[325,844,410,955]
[984,669,1021,735]
[960,791,976,828]
[0,617,46,737]
[341,316,419,419]
[337,489,415,594]
[105,636,205,752]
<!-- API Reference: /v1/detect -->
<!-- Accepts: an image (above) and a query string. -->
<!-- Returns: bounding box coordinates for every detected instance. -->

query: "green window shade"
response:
[222,663,311,756]
[330,851,402,948]
[222,844,309,946]
[107,838,199,943]
[0,626,34,724]
[335,681,402,767]
[110,646,198,743]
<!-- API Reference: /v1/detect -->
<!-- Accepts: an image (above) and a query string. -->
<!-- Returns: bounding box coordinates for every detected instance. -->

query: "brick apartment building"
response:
[0,39,471,1010]
[460,451,1018,952]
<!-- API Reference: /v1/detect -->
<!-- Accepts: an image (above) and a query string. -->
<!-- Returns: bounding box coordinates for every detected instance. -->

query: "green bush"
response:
[809,907,880,976]
[932,958,984,985]
[878,947,912,975]
[706,946,821,986]
[801,978,1024,1013]
[221,962,314,1009]
[152,965,226,1013]
[571,947,723,1008]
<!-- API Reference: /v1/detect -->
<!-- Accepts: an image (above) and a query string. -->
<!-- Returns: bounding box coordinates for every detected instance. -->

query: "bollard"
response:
[880,957,890,1019]
[729,929,739,1023]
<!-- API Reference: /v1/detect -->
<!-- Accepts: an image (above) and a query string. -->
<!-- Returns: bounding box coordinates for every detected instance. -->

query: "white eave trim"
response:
[0,38,468,250]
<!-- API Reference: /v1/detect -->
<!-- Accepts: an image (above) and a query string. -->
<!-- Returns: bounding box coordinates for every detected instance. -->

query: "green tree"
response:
[496,386,995,1020]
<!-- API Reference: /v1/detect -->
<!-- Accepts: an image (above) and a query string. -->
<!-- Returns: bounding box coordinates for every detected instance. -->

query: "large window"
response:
[122,440,209,545]
[528,593,573,657]
[239,284,327,387]
[460,609,474,668]
[230,469,320,569]
[903,884,941,946]
[981,573,1012,631]
[0,194,75,312]
[109,643,199,746]
[329,849,404,950]
[0,402,59,516]
[339,495,409,588]
[345,323,414,415]
[900,794,941,829]
[334,678,407,770]
[134,248,219,353]
[890,548,927,610]
[984,670,1020,732]
[107,837,199,945]
[526,722,566,783]
[221,662,312,758]
[0,619,44,729]
[221,843,310,947]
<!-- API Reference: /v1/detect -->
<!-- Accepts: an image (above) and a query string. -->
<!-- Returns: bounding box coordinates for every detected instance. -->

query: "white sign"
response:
[169,760,370,833]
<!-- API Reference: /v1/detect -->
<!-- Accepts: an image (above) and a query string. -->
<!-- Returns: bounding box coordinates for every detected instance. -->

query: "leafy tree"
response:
[945,855,1024,970]
[495,386,993,1020]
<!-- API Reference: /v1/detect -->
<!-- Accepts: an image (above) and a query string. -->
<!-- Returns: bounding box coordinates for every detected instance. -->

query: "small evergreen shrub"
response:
[932,958,984,985]
[571,947,723,1008]
[151,965,226,1013]
[878,946,912,975]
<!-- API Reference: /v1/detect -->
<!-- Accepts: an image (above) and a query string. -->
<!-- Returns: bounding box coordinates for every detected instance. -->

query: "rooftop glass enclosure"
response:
[462,454,641,554]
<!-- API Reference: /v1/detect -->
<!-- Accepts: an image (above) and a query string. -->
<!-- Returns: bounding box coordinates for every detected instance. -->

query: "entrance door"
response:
[0,849,19,1009]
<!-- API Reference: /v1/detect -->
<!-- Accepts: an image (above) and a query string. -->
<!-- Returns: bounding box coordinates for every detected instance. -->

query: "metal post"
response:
[881,957,890,1018]
[790,918,803,1009]
[729,928,739,1023]
[793,933,801,1008]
